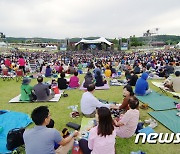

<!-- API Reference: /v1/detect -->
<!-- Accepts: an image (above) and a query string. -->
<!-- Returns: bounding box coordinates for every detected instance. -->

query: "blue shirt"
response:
[135,73,149,95]
[23,126,62,154]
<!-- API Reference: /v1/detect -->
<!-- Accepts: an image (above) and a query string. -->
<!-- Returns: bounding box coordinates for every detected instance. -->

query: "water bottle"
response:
[72,140,80,154]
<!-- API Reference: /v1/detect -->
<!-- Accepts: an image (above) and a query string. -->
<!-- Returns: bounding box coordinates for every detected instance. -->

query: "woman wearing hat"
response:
[20,77,33,101]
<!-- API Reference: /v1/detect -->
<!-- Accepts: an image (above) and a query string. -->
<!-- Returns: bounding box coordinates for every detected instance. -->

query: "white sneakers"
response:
[177,112,180,117]
[144,118,158,129]
[144,118,153,124]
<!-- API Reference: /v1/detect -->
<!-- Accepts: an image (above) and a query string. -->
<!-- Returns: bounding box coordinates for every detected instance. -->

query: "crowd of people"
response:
[1,48,180,153]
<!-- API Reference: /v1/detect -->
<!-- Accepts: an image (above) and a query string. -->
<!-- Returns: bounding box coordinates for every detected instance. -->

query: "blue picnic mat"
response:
[136,91,177,111]
[0,110,32,153]
[149,110,180,133]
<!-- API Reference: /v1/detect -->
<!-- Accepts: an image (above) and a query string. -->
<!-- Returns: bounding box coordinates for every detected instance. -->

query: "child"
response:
[51,79,59,94]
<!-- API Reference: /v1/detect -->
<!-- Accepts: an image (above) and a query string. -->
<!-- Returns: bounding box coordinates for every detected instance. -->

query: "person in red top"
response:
[4,57,11,71]
[18,55,26,74]
[58,64,64,73]
[69,71,80,88]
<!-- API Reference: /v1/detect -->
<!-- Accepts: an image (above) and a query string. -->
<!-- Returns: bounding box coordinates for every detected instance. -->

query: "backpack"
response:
[6,128,25,150]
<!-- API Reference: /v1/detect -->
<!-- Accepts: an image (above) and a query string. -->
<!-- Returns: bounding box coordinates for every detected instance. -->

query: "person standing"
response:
[18,55,26,75]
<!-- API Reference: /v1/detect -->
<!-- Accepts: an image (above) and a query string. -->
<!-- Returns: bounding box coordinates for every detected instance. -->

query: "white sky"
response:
[0,0,180,39]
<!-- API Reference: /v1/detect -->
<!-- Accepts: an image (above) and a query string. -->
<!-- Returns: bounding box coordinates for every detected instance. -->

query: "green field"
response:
[0,75,179,154]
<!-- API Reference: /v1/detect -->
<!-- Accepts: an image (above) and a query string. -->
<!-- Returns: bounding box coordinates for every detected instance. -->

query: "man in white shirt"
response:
[80,84,117,118]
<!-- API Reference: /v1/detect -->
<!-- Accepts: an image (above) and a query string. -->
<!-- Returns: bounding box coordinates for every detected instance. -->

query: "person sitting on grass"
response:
[164,71,180,92]
[104,66,111,78]
[79,107,116,154]
[135,72,152,96]
[45,65,52,77]
[20,77,33,101]
[119,85,134,111]
[114,96,139,138]
[69,71,80,88]
[80,84,118,118]
[33,76,54,101]
[127,71,138,86]
[23,106,78,154]
[95,71,106,87]
[57,72,68,90]
[83,71,94,88]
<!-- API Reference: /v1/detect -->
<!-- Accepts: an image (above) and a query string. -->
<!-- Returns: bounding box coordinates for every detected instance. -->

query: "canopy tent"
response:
[75,37,113,46]
[45,45,57,50]
[75,37,113,50]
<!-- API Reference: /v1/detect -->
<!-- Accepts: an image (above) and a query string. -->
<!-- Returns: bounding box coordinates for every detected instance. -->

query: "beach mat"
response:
[9,90,64,103]
[80,117,95,132]
[149,110,180,133]
[136,91,176,111]
[0,110,32,153]
[79,82,110,90]
[110,79,127,86]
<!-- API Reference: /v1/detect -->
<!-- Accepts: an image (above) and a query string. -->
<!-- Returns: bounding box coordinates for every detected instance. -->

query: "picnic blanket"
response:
[136,91,177,111]
[110,79,127,86]
[0,110,32,153]
[9,90,64,103]
[148,76,165,80]
[149,110,180,133]
[80,117,95,131]
[152,81,180,98]
[80,117,95,140]
[79,82,110,90]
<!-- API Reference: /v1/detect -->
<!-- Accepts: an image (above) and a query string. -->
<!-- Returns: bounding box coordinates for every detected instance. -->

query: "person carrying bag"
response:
[20,78,37,102]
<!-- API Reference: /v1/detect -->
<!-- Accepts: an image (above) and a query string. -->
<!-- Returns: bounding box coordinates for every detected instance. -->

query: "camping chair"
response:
[157,86,168,96]
[2,69,14,81]
[15,69,24,82]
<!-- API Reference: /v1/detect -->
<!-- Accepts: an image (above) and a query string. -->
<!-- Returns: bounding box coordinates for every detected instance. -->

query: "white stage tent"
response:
[75,37,113,46]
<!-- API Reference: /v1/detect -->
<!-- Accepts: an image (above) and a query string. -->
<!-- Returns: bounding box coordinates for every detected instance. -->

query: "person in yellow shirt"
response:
[105,66,111,77]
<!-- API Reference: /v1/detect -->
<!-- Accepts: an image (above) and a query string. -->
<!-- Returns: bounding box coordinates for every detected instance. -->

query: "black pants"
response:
[19,66,26,74]
[79,139,91,154]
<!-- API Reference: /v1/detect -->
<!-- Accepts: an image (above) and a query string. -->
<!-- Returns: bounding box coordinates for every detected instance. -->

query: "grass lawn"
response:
[0,75,179,154]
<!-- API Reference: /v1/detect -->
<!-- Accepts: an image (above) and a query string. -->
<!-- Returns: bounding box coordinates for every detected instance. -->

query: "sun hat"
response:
[22,77,31,85]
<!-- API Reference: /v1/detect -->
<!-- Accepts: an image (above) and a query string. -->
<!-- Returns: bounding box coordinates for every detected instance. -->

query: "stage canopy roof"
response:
[75,37,113,46]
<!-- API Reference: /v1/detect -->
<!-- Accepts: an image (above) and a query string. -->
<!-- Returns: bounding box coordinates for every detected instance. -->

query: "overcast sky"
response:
[0,0,180,39]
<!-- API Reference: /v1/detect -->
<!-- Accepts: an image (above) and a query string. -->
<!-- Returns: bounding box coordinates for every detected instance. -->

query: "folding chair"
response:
[15,69,24,82]
[157,87,168,96]
[2,69,13,81]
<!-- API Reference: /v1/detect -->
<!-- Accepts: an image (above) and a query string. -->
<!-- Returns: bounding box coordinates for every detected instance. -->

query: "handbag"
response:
[6,128,25,150]
[24,89,37,102]
[66,122,81,130]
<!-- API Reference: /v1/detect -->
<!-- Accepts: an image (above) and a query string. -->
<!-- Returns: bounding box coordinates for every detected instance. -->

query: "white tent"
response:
[177,42,180,48]
[45,45,57,50]
[0,42,7,47]
[75,37,113,46]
